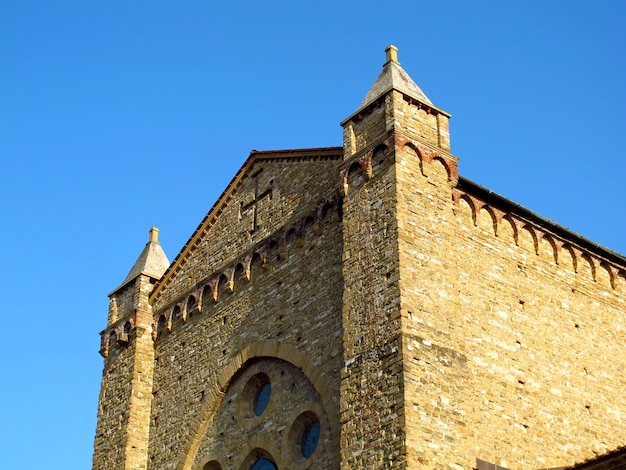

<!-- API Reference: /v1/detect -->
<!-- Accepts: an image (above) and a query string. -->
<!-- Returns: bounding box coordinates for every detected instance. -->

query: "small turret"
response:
[341,45,452,157]
[93,227,170,470]
[107,227,170,325]
[121,227,170,286]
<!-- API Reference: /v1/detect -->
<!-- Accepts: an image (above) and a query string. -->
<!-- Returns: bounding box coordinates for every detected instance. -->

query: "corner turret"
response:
[93,227,170,470]
[120,227,170,287]
[107,227,170,325]
[341,45,452,157]
[338,46,459,467]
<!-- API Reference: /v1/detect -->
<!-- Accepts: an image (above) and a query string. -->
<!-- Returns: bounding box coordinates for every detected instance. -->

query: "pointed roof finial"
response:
[115,226,170,290]
[347,44,433,115]
[385,44,399,65]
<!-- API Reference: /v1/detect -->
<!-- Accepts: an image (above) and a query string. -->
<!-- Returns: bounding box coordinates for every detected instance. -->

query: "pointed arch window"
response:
[186,295,197,319]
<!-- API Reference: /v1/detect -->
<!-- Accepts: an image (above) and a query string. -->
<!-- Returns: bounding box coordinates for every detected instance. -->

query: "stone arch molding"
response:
[452,188,625,291]
[396,133,459,184]
[177,340,338,470]
[338,132,460,196]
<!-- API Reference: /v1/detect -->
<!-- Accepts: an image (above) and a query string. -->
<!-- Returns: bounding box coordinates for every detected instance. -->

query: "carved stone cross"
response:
[239,169,273,234]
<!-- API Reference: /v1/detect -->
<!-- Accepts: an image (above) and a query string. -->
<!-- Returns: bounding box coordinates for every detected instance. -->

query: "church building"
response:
[93,46,626,469]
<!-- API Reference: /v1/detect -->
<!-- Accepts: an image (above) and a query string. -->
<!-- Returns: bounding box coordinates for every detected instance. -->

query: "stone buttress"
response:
[338,45,456,468]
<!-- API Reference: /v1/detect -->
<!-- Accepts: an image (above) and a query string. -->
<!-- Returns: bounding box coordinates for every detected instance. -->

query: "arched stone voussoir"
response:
[177,340,337,470]
[176,381,225,470]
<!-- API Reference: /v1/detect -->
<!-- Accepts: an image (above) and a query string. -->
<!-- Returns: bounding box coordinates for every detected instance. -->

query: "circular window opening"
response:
[253,382,271,416]
[250,458,276,470]
[238,373,272,423]
[289,411,322,460]
[301,420,321,458]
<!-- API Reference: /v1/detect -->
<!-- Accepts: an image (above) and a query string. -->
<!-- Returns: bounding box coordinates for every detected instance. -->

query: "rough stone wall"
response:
[147,178,344,469]
[391,95,439,147]
[124,277,157,470]
[93,340,134,469]
[339,139,408,468]
[393,137,626,469]
[109,284,135,324]
[395,142,471,469]
[343,101,386,157]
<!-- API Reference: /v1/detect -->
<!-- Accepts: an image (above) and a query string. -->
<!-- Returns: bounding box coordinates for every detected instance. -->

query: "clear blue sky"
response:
[1,1,624,468]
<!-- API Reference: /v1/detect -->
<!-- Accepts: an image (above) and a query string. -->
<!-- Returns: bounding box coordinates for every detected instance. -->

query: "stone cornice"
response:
[455,177,626,270]
[340,91,450,128]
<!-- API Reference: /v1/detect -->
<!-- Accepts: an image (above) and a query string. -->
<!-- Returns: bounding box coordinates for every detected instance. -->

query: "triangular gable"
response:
[150,147,343,305]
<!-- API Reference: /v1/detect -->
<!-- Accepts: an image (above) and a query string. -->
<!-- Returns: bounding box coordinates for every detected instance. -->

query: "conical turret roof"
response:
[358,45,432,111]
[120,227,170,286]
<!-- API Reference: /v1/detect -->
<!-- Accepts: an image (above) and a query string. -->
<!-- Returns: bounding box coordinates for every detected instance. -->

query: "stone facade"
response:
[93,46,626,469]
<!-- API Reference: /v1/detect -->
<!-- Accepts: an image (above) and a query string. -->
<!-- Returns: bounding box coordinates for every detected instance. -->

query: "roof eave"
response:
[340,87,451,127]
[458,176,626,266]
[108,270,164,297]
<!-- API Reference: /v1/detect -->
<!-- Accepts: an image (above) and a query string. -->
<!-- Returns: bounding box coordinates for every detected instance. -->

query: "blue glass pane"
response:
[251,458,276,470]
[301,420,321,458]
[253,382,271,416]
